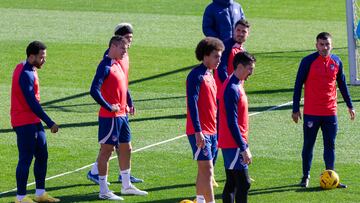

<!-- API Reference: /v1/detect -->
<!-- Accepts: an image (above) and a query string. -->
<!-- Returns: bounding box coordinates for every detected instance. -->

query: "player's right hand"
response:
[50,123,59,133]
[195,132,205,149]
[292,111,302,123]
[348,108,355,120]
[111,104,120,112]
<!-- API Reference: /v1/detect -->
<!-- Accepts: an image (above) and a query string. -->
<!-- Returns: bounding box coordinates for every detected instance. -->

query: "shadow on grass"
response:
[135,95,185,102]
[137,196,195,203]
[253,47,347,56]
[295,186,323,193]
[143,183,196,192]
[42,95,186,112]
[58,114,186,128]
[249,104,292,112]
[247,88,294,95]
[0,114,186,133]
[41,64,196,107]
[54,192,100,202]
[0,183,95,198]
[135,183,200,203]
[248,184,299,196]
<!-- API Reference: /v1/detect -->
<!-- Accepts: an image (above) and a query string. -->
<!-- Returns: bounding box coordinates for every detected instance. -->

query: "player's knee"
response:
[35,148,48,159]
[198,163,213,177]
[100,145,114,157]
[119,142,132,152]
[35,154,48,163]
[18,154,33,167]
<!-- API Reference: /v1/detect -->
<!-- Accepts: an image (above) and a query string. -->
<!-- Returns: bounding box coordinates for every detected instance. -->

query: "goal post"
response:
[346,0,360,85]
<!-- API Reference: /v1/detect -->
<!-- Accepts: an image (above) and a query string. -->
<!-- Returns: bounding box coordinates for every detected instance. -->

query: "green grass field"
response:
[1,0,360,202]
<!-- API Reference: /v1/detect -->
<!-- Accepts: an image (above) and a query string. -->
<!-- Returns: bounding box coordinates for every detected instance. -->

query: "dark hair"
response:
[195,37,224,61]
[316,32,332,41]
[114,23,133,36]
[234,19,250,29]
[233,52,256,70]
[26,41,46,57]
[108,35,129,48]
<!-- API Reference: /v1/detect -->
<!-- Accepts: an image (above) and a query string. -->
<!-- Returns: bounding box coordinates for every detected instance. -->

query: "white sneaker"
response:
[121,184,148,196]
[99,191,124,200]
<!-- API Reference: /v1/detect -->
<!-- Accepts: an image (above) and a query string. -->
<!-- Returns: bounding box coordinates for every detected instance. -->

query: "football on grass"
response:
[320,169,339,189]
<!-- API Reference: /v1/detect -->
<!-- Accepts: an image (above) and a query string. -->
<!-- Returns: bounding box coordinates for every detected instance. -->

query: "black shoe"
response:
[337,183,347,188]
[300,176,309,188]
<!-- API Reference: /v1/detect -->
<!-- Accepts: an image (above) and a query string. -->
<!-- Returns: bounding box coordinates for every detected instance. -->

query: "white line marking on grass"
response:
[0,134,188,196]
[0,100,293,196]
[249,101,293,116]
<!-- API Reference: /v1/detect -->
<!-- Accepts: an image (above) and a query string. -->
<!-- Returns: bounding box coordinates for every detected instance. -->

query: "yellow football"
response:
[320,169,339,189]
[179,200,193,203]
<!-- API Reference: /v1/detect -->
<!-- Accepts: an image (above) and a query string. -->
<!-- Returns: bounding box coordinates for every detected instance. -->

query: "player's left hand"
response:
[348,108,355,120]
[241,148,252,165]
[292,111,301,123]
[50,123,59,133]
[129,106,135,115]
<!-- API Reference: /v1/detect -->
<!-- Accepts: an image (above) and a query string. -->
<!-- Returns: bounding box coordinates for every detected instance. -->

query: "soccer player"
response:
[186,37,224,203]
[202,0,246,42]
[215,19,250,94]
[87,23,144,185]
[292,32,355,188]
[90,36,147,201]
[11,41,60,203]
[211,19,250,187]
[218,52,256,203]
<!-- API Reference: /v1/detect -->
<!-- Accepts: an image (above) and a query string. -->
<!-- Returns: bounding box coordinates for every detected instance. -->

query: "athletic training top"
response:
[186,64,217,135]
[293,52,353,116]
[11,61,54,128]
[218,74,248,151]
[90,56,127,117]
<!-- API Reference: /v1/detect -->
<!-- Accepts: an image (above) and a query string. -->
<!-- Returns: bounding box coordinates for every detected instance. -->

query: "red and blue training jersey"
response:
[214,38,245,99]
[10,61,54,128]
[186,64,217,135]
[103,49,133,107]
[226,43,245,78]
[293,52,353,116]
[218,74,248,151]
[90,56,127,117]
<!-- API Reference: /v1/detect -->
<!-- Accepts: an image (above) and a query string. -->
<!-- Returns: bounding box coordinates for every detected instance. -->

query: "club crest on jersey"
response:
[307,121,313,128]
[330,64,335,71]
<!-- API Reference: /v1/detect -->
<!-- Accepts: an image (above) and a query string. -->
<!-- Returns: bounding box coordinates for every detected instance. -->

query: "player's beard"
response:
[235,35,246,44]
[33,60,44,69]
[320,50,330,57]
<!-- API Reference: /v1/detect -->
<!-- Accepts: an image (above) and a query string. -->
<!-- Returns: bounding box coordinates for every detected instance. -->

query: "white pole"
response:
[346,0,360,85]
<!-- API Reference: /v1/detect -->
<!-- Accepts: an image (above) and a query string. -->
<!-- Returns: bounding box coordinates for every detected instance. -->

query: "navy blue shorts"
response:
[222,148,248,170]
[188,134,218,161]
[98,116,131,145]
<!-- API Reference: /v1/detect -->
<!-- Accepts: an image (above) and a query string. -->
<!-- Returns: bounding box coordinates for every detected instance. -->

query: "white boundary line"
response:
[0,100,293,196]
